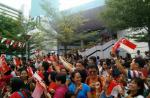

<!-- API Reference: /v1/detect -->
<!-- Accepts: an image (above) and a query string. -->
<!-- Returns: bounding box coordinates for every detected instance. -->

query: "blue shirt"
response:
[69,83,90,98]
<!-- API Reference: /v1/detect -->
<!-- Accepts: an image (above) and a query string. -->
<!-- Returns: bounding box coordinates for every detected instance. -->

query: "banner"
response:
[0,36,25,48]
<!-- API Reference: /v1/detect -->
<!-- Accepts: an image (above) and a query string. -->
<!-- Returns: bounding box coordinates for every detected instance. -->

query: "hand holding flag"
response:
[112,38,137,53]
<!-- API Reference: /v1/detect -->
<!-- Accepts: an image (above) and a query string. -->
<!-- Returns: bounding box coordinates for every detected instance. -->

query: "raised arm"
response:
[111,51,127,76]
[114,59,127,75]
[59,56,74,72]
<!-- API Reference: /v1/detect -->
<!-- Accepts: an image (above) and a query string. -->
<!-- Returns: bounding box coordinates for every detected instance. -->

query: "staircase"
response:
[78,40,116,59]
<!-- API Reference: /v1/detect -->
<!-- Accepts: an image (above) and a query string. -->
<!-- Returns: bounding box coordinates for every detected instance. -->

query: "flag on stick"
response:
[112,38,137,53]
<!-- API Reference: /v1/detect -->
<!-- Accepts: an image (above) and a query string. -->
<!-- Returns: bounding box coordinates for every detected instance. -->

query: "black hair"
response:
[134,58,145,68]
[87,65,98,70]
[42,61,49,71]
[137,50,140,54]
[19,67,28,72]
[10,77,25,92]
[70,70,80,82]
[128,78,144,97]
[76,60,85,67]
[89,56,97,63]
[97,56,99,59]
[43,71,50,85]
[112,66,121,78]
[55,73,66,84]
[10,65,15,71]
[105,58,111,66]
[123,61,131,68]
[65,91,75,98]
[49,71,57,82]
[126,53,131,60]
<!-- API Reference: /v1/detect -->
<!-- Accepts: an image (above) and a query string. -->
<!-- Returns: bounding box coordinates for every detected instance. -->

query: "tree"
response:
[0,14,25,41]
[101,0,150,50]
[29,31,57,51]
[38,0,98,54]
[0,14,26,54]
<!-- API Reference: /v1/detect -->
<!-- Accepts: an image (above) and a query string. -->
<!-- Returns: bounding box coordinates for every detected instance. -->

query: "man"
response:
[85,65,104,98]
[135,50,143,59]
[111,51,145,79]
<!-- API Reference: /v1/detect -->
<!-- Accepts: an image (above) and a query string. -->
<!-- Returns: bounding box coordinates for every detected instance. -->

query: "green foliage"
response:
[0,14,27,54]
[39,0,99,53]
[0,14,25,41]
[101,0,150,50]
[40,3,86,43]
[101,0,150,31]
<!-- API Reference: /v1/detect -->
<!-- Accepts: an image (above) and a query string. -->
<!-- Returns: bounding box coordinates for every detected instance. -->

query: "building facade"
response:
[0,3,22,20]
[0,0,31,18]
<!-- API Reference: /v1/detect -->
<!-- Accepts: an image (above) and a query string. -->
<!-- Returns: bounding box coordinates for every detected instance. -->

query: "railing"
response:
[78,40,116,58]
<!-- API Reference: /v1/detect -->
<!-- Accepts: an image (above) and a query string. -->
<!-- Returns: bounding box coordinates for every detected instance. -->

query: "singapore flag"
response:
[120,38,137,53]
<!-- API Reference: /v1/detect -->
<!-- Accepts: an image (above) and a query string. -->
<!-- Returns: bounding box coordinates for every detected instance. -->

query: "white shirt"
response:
[135,95,144,98]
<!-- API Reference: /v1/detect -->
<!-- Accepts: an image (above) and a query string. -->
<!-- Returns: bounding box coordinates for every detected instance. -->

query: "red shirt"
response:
[10,91,27,98]
[48,82,58,92]
[141,68,148,78]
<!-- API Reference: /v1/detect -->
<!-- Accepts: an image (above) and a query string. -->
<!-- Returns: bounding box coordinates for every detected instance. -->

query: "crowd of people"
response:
[0,50,150,98]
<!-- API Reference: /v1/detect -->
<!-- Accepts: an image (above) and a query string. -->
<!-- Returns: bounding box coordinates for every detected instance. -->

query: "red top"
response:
[48,82,58,92]
[1,74,13,82]
[141,68,148,78]
[106,80,118,95]
[10,91,27,98]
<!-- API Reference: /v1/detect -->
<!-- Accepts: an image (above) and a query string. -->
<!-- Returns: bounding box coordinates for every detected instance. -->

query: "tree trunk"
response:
[64,43,67,56]
[148,40,150,51]
[80,40,84,48]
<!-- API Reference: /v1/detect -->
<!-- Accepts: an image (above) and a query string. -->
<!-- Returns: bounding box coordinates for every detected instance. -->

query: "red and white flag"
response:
[120,38,137,53]
[32,82,44,98]
[112,41,121,52]
[13,57,22,67]
[112,38,137,53]
[33,72,42,82]
[0,54,10,73]
[33,72,46,89]
[27,66,34,77]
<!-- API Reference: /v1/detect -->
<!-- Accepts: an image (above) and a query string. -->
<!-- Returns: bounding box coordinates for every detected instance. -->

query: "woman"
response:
[9,77,32,98]
[69,71,91,98]
[126,78,145,98]
[98,61,109,77]
[101,66,125,98]
[20,69,35,91]
[48,71,58,96]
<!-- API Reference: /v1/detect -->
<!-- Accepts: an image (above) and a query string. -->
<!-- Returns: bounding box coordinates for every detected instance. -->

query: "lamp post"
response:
[23,20,30,63]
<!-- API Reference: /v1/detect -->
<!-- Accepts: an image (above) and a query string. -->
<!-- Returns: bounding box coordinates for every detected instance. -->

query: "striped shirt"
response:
[127,69,143,79]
